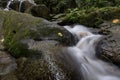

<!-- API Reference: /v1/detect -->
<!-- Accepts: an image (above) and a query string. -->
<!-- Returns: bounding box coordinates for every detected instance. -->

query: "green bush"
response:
[62,7,120,27]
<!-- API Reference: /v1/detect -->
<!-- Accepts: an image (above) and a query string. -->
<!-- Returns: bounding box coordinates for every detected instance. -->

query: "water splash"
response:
[64,25,120,80]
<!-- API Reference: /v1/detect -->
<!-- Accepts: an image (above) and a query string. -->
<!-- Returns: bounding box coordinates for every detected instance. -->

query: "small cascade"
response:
[4,0,36,11]
[4,0,14,11]
[19,0,24,12]
[64,25,120,80]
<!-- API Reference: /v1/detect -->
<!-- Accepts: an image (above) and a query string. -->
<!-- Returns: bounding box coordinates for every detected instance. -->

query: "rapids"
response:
[64,25,120,80]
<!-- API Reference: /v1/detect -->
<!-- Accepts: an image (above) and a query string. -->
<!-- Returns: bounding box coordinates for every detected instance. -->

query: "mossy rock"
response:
[0,10,75,58]
[60,7,120,27]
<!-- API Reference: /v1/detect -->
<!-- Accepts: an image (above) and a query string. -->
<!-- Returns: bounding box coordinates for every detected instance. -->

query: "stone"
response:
[0,51,17,76]
[25,4,50,19]
[97,21,120,63]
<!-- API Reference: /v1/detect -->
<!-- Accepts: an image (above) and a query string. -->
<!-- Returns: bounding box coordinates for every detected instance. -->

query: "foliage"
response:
[34,0,120,14]
[62,7,120,27]
[74,0,120,9]
[34,0,76,14]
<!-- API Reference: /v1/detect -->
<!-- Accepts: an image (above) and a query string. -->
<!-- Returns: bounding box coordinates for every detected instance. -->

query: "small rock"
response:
[0,51,17,75]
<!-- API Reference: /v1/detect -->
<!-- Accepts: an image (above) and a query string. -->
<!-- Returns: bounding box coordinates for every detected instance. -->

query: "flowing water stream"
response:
[64,25,120,80]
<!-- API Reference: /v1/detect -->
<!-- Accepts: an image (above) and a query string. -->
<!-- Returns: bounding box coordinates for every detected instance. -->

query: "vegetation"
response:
[61,7,120,27]
[0,11,41,58]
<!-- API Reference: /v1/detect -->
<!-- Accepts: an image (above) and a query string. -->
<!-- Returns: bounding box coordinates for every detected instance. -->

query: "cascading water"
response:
[19,0,24,12]
[4,0,36,11]
[4,0,14,11]
[64,25,120,80]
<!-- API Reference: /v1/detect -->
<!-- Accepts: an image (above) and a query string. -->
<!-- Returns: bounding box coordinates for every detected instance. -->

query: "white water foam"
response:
[64,25,120,80]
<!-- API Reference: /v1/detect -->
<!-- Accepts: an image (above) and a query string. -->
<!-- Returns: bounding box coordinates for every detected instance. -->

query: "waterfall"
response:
[4,0,14,11]
[64,25,120,80]
[19,0,24,12]
[4,0,36,11]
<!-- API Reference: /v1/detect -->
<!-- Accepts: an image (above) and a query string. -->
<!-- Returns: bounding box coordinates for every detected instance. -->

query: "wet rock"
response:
[97,22,120,63]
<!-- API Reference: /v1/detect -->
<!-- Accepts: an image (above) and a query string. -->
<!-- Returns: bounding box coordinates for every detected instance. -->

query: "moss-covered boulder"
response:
[60,7,120,27]
[25,4,50,19]
[0,10,75,58]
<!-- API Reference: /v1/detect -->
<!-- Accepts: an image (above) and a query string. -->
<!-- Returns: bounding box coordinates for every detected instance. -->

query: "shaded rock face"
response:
[96,22,120,63]
[26,4,50,19]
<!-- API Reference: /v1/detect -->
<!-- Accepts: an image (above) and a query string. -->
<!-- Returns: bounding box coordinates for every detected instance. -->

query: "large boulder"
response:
[0,10,75,58]
[97,21,120,64]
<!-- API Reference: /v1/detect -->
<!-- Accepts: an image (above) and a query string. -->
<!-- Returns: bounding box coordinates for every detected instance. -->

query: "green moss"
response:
[62,7,120,27]
[0,11,41,58]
